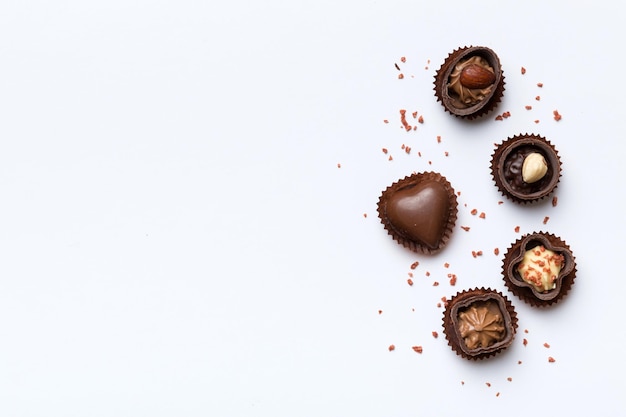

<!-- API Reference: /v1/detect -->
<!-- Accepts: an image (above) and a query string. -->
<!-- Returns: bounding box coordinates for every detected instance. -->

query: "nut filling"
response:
[448,56,496,107]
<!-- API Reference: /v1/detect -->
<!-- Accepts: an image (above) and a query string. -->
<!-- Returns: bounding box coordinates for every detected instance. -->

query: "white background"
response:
[1,1,624,416]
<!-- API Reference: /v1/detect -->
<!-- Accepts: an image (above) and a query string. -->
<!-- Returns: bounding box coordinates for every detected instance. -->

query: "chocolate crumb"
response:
[412,346,423,354]
[432,331,438,338]
[552,196,558,207]
[543,343,550,348]
[543,216,549,224]
[407,278,414,286]
[410,261,419,269]
[399,109,411,131]
[521,67,526,74]
[388,344,395,351]
[548,357,556,363]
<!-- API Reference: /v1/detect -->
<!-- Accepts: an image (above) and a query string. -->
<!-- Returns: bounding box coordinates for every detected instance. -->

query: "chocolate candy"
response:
[377,172,457,254]
[502,232,576,307]
[434,46,505,119]
[443,288,518,360]
[491,134,561,204]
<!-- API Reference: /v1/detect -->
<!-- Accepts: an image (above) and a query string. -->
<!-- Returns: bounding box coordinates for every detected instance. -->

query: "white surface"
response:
[1,1,624,415]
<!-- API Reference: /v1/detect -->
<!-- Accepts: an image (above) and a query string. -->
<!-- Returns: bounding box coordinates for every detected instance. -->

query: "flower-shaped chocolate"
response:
[503,232,576,307]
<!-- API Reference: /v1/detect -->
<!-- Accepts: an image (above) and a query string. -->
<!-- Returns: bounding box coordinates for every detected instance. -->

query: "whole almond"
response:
[459,64,496,89]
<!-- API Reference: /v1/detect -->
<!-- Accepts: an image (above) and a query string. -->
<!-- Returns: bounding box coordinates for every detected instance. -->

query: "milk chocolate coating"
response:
[491,134,561,204]
[457,300,506,350]
[377,172,457,254]
[443,288,517,360]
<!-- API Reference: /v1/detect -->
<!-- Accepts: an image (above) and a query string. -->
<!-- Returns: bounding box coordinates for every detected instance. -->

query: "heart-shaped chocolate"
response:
[378,172,458,254]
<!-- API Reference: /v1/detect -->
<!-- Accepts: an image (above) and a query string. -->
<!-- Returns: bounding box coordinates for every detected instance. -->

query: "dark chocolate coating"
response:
[491,134,561,204]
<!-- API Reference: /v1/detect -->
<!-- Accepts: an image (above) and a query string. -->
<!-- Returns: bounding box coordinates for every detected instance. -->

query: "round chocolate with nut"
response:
[434,46,505,119]
[491,134,561,204]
